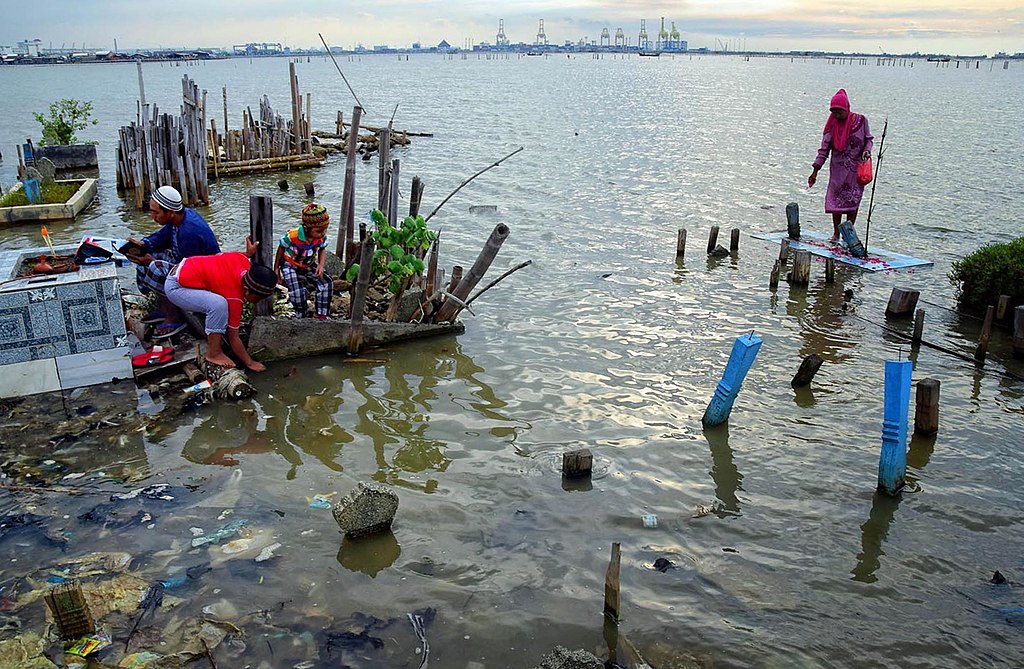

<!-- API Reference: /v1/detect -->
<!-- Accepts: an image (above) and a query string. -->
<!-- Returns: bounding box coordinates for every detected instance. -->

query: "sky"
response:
[2,0,1022,56]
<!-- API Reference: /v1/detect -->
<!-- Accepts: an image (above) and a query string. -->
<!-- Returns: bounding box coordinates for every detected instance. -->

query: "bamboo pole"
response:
[435,224,511,322]
[348,235,377,354]
[337,105,363,260]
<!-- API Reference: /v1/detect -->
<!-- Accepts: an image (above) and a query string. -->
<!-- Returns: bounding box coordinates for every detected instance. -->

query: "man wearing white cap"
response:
[124,185,221,338]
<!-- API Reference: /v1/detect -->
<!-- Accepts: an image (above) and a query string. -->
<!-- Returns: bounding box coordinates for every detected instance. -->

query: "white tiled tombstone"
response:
[0,244,132,398]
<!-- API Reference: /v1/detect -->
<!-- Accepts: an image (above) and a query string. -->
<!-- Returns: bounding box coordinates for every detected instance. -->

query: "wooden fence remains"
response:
[115,75,209,209]
[208,63,323,178]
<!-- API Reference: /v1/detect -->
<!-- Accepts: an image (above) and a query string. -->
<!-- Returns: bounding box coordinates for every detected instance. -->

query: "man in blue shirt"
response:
[124,185,221,337]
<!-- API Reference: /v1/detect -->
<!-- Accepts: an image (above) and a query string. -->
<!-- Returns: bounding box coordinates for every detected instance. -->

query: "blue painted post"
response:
[23,179,42,204]
[878,360,913,495]
[702,333,763,427]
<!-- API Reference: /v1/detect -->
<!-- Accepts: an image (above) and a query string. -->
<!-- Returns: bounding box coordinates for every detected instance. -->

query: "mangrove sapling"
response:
[344,209,437,320]
[34,99,98,146]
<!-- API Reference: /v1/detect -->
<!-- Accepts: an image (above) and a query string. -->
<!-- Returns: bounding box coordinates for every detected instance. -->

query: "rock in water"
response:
[332,482,399,538]
[535,646,604,669]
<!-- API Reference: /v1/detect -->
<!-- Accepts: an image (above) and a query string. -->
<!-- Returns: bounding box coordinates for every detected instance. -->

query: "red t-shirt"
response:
[176,252,250,329]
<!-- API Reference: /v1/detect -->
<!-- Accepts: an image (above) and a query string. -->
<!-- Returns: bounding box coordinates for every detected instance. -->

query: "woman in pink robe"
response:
[808,89,873,241]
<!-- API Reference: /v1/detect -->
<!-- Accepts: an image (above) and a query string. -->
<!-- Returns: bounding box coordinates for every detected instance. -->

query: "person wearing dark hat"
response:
[274,202,333,319]
[163,236,275,372]
[124,185,221,337]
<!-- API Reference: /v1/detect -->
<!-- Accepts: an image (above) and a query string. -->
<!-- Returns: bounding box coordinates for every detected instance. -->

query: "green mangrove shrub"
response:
[948,236,1024,313]
[34,99,98,146]
[346,209,436,295]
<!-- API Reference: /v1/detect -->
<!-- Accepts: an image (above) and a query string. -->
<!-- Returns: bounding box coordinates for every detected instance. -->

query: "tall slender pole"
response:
[863,118,888,254]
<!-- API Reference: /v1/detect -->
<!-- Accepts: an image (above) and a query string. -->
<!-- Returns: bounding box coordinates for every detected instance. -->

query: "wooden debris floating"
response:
[116,75,209,209]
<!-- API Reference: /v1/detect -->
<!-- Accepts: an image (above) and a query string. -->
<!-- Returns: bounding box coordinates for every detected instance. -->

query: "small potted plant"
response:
[32,98,99,169]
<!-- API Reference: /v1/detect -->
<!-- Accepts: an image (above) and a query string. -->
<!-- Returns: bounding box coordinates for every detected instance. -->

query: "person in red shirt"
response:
[164,236,277,371]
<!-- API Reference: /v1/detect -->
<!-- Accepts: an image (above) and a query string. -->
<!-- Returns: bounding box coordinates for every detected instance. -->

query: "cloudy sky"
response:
[2,0,1021,55]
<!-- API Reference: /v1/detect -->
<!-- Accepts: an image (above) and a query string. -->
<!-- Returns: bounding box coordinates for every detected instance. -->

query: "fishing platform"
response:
[751,230,932,272]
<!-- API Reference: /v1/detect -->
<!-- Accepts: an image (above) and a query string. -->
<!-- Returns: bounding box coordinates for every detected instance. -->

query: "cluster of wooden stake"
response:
[115,72,209,209]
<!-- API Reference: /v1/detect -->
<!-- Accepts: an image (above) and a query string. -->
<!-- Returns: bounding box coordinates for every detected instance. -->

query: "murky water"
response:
[1,55,1023,667]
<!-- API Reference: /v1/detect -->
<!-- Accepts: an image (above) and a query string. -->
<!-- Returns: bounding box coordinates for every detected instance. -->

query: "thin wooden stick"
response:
[424,147,524,222]
[0,483,103,495]
[863,117,888,254]
[318,33,366,112]
[464,260,532,307]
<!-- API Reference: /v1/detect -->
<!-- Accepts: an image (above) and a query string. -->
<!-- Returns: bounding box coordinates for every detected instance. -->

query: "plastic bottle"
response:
[184,379,212,395]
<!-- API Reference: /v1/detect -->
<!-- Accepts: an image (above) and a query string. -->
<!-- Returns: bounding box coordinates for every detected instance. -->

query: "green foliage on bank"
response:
[948,237,1024,312]
[0,181,80,207]
[34,99,98,146]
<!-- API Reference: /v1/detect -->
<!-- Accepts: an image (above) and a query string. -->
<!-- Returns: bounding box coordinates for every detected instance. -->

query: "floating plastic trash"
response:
[641,514,658,528]
[190,519,248,548]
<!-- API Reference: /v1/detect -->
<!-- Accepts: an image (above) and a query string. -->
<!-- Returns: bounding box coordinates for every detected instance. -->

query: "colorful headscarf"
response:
[823,89,860,152]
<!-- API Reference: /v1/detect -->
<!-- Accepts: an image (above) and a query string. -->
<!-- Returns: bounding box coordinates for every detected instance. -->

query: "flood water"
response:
[1,54,1023,667]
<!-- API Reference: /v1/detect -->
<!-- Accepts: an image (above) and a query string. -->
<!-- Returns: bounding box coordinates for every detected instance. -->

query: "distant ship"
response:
[926,57,950,62]
[526,51,543,56]
[638,51,661,57]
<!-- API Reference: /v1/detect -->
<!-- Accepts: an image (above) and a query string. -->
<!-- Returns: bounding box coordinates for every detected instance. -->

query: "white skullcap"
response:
[152,185,183,212]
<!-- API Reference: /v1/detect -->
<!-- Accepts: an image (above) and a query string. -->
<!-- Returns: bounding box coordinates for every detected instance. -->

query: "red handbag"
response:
[857,157,873,185]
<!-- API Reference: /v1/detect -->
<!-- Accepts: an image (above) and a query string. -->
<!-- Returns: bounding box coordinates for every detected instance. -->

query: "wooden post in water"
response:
[562,449,593,478]
[377,126,392,212]
[303,181,315,197]
[676,229,687,259]
[789,250,811,285]
[409,176,424,218]
[730,228,740,252]
[347,235,377,354]
[706,226,719,254]
[335,110,344,135]
[447,265,463,294]
[337,106,362,262]
[825,257,835,283]
[791,354,823,388]
[778,238,791,264]
[277,178,289,190]
[388,158,400,228]
[913,378,940,436]
[912,309,925,345]
[995,294,1010,322]
[786,202,800,239]
[1014,305,1024,358]
[702,333,763,426]
[136,60,146,107]
[878,360,912,495]
[769,260,781,291]
[604,542,621,621]
[974,305,995,364]
[249,195,275,317]
[435,225,511,322]
[885,288,920,317]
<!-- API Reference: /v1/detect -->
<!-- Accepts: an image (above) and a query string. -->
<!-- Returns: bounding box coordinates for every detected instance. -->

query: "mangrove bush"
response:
[948,236,1024,312]
[34,99,98,146]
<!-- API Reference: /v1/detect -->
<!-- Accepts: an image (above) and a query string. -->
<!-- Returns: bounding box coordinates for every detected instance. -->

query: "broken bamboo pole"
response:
[435,224,511,322]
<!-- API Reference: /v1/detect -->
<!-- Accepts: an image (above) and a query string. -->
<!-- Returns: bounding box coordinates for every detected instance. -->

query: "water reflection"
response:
[703,423,743,513]
[337,530,401,577]
[179,340,517,491]
[793,270,860,364]
[851,491,902,583]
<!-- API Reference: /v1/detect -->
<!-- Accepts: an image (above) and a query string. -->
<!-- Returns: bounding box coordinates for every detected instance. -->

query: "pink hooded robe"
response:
[813,89,874,213]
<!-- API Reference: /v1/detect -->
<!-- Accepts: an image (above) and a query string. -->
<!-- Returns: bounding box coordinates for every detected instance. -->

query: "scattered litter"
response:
[693,502,719,518]
[189,527,204,537]
[255,542,283,562]
[119,651,162,668]
[641,514,658,528]
[307,493,336,509]
[191,519,248,548]
[217,509,233,520]
[62,473,87,481]
[67,632,112,657]
[111,484,174,502]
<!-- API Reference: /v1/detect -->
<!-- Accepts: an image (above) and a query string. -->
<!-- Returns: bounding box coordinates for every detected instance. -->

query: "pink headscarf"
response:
[823,88,860,152]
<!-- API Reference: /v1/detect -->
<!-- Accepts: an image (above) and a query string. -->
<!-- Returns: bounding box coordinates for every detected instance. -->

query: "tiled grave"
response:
[0,244,131,398]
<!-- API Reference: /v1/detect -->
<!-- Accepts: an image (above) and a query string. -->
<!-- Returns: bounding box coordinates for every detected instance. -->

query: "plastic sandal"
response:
[152,323,186,339]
